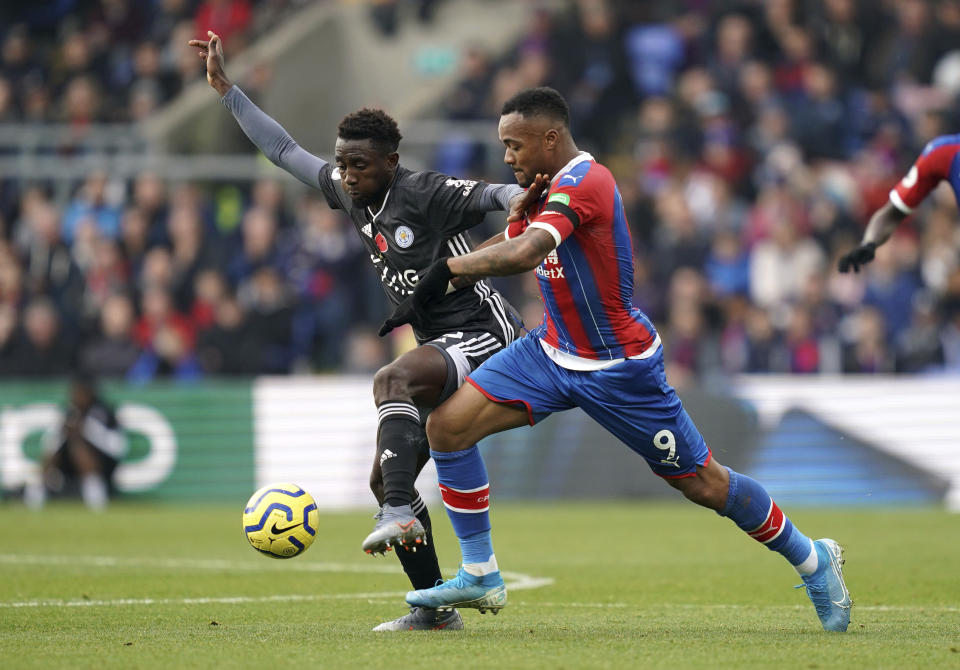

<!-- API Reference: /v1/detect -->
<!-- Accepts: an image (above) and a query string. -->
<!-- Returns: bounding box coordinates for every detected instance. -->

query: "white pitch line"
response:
[0,553,553,609]
[0,592,405,609]
[0,554,554,591]
[0,554,400,575]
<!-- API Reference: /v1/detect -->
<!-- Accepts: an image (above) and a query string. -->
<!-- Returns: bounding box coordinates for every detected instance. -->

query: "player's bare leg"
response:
[406,384,529,613]
[362,345,447,555]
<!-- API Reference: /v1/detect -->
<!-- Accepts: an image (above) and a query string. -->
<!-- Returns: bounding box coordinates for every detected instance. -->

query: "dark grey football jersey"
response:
[316,164,519,345]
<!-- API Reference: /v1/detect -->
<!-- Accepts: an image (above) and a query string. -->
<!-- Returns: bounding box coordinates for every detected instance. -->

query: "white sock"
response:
[23,474,46,510]
[462,554,499,577]
[81,474,108,511]
[793,539,819,576]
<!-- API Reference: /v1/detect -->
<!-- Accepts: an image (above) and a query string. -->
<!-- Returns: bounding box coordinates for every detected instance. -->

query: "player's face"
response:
[498,112,554,188]
[334,138,397,208]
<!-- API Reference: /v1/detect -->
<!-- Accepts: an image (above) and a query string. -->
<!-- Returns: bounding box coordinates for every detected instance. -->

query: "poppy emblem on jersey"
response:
[375,232,389,253]
[395,225,414,248]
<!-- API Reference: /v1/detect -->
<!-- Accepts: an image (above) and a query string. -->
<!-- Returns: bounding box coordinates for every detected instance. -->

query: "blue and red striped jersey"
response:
[890,134,960,213]
[505,153,658,362]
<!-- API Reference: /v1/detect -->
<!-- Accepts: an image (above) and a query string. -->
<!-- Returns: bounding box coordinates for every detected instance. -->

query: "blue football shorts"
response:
[465,332,711,479]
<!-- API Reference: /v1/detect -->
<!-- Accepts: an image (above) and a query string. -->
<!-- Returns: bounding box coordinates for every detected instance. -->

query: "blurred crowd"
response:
[0,0,299,124]
[4,0,960,382]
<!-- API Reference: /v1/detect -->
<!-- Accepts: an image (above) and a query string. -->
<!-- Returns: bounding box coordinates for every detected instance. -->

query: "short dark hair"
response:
[501,87,570,128]
[337,108,402,154]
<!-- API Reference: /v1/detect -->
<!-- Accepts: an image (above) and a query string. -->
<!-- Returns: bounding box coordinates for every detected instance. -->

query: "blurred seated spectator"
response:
[129,285,200,382]
[24,374,126,511]
[196,292,262,374]
[895,292,945,373]
[842,306,894,373]
[238,266,294,373]
[190,268,229,331]
[749,219,825,311]
[10,297,76,377]
[79,292,141,377]
[228,206,281,287]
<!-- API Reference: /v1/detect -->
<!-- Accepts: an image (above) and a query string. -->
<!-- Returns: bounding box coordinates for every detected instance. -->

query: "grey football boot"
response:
[372,606,463,631]
[362,503,427,555]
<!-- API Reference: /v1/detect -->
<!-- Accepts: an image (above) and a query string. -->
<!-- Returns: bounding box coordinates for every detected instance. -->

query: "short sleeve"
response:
[890,142,954,214]
[317,163,346,210]
[526,165,607,247]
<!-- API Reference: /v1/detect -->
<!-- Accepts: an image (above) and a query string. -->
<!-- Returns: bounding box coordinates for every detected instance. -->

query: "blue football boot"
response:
[798,538,852,632]
[406,569,507,614]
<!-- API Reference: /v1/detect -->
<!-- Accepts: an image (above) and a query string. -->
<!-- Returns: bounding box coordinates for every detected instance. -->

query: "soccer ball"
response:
[242,483,320,558]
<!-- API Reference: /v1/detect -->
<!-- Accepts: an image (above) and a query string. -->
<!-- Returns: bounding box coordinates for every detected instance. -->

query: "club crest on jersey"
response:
[375,232,389,253]
[395,225,414,248]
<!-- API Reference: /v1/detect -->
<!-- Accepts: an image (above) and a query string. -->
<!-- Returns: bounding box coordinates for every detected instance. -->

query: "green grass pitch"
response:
[1,501,958,669]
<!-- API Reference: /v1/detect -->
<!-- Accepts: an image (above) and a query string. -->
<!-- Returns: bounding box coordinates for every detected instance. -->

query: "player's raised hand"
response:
[837,242,877,273]
[507,173,550,223]
[187,30,232,96]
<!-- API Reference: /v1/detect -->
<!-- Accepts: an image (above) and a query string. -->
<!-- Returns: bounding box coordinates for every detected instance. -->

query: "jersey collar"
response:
[366,166,405,222]
[554,151,594,181]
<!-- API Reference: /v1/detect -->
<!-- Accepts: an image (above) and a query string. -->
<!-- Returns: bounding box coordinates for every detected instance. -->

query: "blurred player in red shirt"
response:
[839,135,960,272]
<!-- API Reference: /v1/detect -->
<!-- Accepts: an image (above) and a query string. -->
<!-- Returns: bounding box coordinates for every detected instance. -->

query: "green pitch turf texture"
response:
[1,502,958,669]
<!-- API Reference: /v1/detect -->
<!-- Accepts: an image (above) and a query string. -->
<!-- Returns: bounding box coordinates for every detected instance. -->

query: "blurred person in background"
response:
[129,284,200,382]
[15,198,84,319]
[24,374,126,511]
[228,205,281,287]
[190,267,228,332]
[238,266,294,373]
[842,306,894,373]
[79,292,141,378]
[895,292,945,373]
[168,201,221,312]
[78,234,129,331]
[749,218,825,312]
[281,198,362,370]
[11,296,75,377]
[196,291,262,374]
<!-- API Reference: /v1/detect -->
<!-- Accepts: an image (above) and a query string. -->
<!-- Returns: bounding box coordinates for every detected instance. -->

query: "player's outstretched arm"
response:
[188,31,327,187]
[838,202,908,273]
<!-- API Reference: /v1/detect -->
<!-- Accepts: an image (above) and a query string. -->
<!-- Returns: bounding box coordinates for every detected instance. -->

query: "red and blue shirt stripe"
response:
[506,154,657,361]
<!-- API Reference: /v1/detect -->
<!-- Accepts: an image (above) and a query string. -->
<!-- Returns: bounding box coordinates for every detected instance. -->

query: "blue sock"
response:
[721,468,815,570]
[431,446,497,575]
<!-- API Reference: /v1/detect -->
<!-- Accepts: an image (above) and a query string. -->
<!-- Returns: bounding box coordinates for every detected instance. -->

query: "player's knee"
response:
[425,409,456,452]
[372,362,413,403]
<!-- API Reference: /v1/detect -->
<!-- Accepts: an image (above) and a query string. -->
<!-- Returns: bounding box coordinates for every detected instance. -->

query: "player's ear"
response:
[386,152,399,169]
[543,128,559,151]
